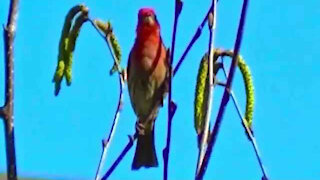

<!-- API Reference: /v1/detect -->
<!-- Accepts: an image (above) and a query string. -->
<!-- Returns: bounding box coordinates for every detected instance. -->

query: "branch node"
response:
[169,101,177,115]
[101,139,106,148]
[208,12,214,28]
[162,147,168,159]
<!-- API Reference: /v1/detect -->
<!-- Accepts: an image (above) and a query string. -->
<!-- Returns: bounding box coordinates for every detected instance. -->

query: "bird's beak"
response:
[143,15,154,25]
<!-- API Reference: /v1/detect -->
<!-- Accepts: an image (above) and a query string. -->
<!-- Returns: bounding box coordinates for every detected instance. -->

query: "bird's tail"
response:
[132,128,158,170]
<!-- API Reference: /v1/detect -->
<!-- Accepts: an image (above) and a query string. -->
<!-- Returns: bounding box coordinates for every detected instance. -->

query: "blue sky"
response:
[1,0,320,179]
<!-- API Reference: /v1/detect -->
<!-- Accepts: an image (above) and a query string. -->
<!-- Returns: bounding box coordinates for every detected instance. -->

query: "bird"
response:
[127,7,169,170]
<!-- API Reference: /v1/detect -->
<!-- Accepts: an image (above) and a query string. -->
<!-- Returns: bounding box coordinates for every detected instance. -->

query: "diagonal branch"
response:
[196,0,250,179]
[173,0,220,76]
[101,134,137,180]
[1,0,19,180]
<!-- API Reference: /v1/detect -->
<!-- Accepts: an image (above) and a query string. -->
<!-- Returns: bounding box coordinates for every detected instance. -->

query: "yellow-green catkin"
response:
[194,53,209,135]
[222,50,255,132]
[109,28,122,74]
[105,21,122,75]
[94,19,111,35]
[53,4,87,95]
[65,9,89,86]
[94,20,122,74]
[194,49,255,136]
[237,54,254,131]
[194,51,221,135]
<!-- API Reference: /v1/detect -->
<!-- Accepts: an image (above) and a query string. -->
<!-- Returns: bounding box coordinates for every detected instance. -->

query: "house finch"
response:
[127,8,169,170]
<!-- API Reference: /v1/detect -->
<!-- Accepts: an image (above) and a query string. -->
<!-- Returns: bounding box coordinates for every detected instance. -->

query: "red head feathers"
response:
[136,8,160,40]
[138,8,155,17]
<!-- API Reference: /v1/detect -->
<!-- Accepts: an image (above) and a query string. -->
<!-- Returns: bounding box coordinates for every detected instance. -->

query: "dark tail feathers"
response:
[132,130,158,170]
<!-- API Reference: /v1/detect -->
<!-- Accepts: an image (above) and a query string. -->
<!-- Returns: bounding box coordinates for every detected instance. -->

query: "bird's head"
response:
[137,8,159,30]
[135,8,161,44]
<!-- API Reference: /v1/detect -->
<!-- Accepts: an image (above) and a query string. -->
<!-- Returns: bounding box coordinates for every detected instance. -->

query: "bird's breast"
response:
[135,40,162,70]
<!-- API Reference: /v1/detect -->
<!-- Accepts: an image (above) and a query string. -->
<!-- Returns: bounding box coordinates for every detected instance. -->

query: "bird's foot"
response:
[135,121,145,135]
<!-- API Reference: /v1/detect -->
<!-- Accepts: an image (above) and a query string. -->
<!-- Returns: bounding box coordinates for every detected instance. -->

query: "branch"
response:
[1,0,19,179]
[196,0,250,179]
[196,0,217,174]
[163,1,182,180]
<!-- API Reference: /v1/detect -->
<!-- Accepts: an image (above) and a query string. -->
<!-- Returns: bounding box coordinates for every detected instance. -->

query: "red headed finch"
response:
[127,8,169,170]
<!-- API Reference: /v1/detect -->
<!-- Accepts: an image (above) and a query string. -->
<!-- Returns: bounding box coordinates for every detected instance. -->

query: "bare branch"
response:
[95,73,124,180]
[2,0,19,179]
[97,77,124,178]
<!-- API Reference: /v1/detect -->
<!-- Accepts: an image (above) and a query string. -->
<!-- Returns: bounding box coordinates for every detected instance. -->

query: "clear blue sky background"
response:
[0,0,319,180]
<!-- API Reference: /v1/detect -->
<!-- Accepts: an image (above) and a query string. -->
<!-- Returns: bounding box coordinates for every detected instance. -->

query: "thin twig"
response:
[101,134,137,180]
[220,61,269,180]
[88,18,126,180]
[173,0,220,76]
[196,0,250,179]
[196,0,217,175]
[1,0,19,179]
[163,1,182,180]
[95,74,124,180]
